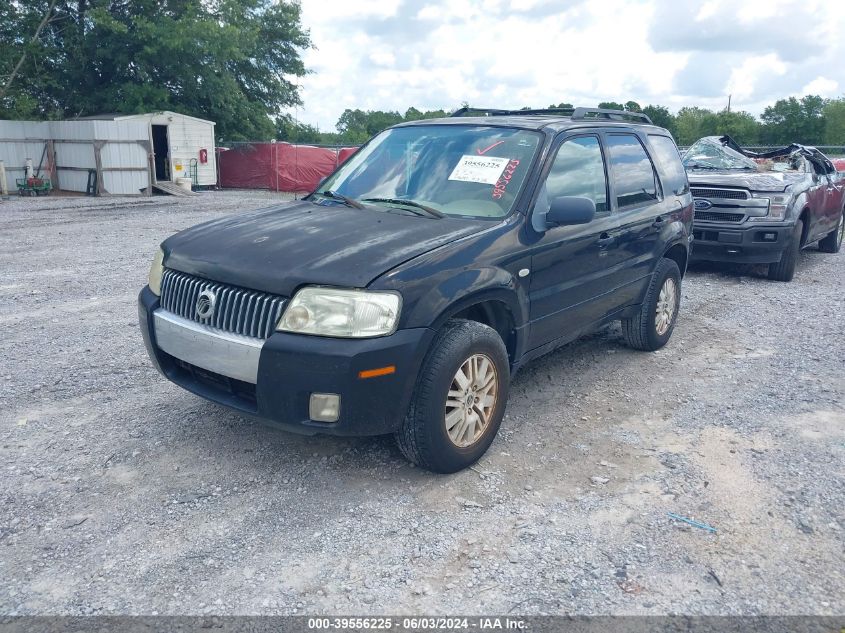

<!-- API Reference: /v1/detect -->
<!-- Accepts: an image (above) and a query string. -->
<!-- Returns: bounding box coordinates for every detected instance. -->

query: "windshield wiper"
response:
[361,197,444,219]
[314,190,366,209]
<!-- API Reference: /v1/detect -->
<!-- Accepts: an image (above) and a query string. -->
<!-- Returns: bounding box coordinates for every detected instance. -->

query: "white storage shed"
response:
[81,111,217,186]
[0,110,217,196]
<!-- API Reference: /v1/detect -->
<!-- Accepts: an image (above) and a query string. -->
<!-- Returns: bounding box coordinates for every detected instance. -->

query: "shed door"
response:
[152,125,170,181]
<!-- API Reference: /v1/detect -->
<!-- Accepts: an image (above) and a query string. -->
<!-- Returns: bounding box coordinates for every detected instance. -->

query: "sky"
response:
[289,0,845,132]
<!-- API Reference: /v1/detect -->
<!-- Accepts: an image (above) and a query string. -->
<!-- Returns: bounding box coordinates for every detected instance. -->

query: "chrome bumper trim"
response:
[153,309,263,384]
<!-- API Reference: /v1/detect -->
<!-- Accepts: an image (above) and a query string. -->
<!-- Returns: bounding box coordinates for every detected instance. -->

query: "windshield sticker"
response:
[492,159,520,199]
[449,155,510,184]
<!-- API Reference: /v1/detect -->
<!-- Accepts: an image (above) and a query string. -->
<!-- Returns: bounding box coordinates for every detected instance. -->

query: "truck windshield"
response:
[682,137,758,171]
[315,125,542,219]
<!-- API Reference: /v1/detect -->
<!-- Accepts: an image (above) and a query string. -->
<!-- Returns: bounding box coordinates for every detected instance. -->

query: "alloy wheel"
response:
[445,353,499,448]
[655,277,678,336]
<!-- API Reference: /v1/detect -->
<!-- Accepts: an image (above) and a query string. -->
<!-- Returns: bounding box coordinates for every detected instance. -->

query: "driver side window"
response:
[541,136,609,214]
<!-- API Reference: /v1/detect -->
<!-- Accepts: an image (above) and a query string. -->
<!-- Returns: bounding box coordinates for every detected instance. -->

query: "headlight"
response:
[278,287,401,338]
[148,247,164,296]
[750,193,790,221]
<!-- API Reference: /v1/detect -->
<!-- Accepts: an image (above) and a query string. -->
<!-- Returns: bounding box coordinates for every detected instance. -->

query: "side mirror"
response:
[546,196,596,227]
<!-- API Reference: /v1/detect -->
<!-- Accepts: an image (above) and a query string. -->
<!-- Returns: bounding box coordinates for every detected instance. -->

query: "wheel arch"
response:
[662,241,689,278]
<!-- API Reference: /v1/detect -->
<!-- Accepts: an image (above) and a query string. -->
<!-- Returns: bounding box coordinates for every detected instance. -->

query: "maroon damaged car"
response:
[684,136,845,281]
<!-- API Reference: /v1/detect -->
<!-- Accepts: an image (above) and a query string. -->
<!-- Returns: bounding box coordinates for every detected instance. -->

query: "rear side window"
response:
[542,136,608,212]
[648,134,689,195]
[606,134,659,208]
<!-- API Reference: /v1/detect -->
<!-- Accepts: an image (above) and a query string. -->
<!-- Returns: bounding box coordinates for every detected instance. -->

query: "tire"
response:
[621,258,681,352]
[768,219,803,282]
[818,211,844,253]
[395,319,510,473]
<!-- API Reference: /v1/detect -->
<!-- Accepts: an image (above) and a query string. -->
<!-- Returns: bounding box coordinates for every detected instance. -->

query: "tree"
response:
[642,104,676,136]
[624,100,642,112]
[760,95,826,145]
[548,102,573,109]
[674,107,714,145]
[334,108,446,143]
[0,0,312,141]
[598,101,624,111]
[710,110,760,145]
[275,114,323,144]
[823,98,845,145]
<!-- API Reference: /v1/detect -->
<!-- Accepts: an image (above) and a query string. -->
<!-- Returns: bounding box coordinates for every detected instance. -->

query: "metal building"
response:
[0,111,216,196]
[80,111,217,187]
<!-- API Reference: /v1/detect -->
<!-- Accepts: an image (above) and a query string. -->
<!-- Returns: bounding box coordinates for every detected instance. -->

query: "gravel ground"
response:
[1,191,843,616]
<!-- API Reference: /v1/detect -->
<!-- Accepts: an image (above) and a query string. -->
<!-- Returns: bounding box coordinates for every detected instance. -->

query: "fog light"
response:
[763,232,777,241]
[309,393,340,423]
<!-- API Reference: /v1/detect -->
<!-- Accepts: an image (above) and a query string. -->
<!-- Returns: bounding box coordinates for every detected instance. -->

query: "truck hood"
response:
[687,170,806,193]
[162,200,483,296]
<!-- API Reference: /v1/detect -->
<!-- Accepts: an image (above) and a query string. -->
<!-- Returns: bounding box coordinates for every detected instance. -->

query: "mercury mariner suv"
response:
[139,107,693,473]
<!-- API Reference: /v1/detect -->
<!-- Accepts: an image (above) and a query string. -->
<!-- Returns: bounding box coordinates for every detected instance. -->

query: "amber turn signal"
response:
[358,365,396,379]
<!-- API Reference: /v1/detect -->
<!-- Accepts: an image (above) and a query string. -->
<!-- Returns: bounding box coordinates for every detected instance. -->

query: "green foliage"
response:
[760,96,826,145]
[674,107,713,145]
[598,101,624,111]
[823,98,845,144]
[0,0,311,141]
[642,104,676,136]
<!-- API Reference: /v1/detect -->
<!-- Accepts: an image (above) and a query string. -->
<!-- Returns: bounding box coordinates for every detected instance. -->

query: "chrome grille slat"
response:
[159,269,286,340]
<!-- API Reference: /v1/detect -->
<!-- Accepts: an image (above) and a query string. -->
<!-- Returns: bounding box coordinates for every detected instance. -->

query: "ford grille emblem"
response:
[196,289,217,320]
[694,199,713,211]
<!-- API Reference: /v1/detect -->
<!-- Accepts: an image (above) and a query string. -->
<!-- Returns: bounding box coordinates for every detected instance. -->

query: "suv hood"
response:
[163,200,482,296]
[687,171,804,193]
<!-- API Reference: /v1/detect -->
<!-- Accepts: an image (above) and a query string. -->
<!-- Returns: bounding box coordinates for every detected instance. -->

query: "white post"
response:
[0,160,7,196]
[25,158,33,179]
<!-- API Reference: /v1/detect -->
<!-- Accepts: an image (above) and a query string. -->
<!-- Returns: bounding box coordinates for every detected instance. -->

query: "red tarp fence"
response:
[217,142,359,192]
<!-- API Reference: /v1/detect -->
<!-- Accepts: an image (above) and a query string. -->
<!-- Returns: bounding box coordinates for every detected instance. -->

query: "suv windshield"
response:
[682,137,758,171]
[315,125,542,219]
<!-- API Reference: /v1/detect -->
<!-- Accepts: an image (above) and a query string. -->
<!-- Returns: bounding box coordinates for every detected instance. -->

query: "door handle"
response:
[652,216,666,228]
[597,233,614,247]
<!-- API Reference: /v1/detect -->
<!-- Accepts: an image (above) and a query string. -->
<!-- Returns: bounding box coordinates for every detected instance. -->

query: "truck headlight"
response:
[148,247,164,296]
[750,193,790,221]
[278,287,401,338]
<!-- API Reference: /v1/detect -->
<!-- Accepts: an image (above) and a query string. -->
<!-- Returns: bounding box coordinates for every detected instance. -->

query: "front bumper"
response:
[690,221,795,264]
[139,286,434,436]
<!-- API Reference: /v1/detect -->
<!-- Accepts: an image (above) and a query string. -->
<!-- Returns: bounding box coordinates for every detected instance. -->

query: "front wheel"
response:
[395,319,510,473]
[818,211,844,253]
[768,219,803,282]
[621,258,681,351]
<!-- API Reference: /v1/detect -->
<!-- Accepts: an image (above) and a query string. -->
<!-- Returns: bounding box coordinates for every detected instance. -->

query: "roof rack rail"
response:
[450,107,575,118]
[450,106,653,125]
[571,107,652,124]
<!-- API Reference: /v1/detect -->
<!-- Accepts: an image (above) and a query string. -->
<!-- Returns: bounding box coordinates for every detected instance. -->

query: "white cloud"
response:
[290,0,845,132]
[802,76,839,97]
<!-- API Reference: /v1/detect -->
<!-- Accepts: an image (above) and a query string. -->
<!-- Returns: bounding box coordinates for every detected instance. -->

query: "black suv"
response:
[139,107,693,473]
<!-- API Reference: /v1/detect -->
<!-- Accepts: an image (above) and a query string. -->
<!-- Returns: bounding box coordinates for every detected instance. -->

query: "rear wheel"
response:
[818,211,844,253]
[395,319,509,473]
[621,258,681,351]
[768,219,803,281]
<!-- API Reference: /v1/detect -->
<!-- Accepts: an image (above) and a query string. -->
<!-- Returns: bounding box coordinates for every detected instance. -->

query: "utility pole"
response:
[727,94,732,113]
[0,0,59,101]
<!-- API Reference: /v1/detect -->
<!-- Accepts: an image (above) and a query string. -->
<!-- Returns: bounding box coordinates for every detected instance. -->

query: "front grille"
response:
[160,269,286,339]
[691,187,748,200]
[694,211,745,223]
